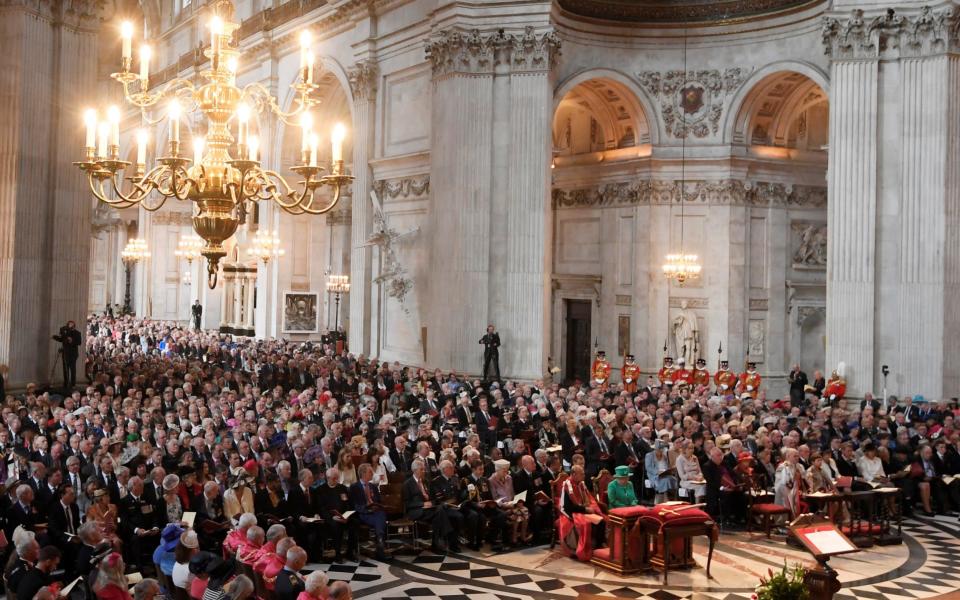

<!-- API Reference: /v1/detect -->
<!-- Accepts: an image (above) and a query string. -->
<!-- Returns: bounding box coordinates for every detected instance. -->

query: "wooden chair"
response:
[550,472,570,550]
[592,469,613,513]
[381,482,417,552]
[746,489,790,538]
[387,471,406,485]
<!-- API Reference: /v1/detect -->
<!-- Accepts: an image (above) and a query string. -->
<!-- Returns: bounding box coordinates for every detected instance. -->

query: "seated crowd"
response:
[0,312,958,600]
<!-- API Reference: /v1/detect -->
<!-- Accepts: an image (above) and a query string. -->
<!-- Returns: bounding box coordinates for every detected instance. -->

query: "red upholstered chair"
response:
[592,470,613,514]
[638,503,718,584]
[749,502,793,538]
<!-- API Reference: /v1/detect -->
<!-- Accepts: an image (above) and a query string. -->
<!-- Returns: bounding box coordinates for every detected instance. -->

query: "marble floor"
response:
[300,514,960,600]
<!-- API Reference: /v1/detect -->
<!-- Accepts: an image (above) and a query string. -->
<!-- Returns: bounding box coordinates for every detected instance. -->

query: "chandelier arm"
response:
[122,77,198,111]
[294,184,343,216]
[241,83,311,126]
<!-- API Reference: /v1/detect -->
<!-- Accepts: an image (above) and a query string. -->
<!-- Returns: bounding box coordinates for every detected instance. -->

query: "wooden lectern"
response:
[789,514,860,600]
[590,506,650,575]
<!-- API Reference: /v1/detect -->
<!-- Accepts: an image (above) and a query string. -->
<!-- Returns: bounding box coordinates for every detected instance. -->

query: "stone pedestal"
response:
[0,3,99,388]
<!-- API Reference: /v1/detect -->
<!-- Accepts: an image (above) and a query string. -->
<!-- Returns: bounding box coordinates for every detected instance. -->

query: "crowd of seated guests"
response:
[0,311,957,600]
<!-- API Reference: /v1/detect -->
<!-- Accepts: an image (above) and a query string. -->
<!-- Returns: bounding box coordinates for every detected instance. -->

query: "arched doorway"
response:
[550,76,652,382]
[730,68,829,376]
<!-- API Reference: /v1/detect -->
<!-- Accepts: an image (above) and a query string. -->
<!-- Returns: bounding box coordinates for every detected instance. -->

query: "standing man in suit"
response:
[403,459,451,553]
[52,320,81,391]
[48,485,81,566]
[192,300,203,330]
[479,325,501,382]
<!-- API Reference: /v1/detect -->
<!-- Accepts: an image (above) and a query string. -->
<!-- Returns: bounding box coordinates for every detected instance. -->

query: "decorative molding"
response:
[552,179,827,210]
[556,0,820,24]
[615,294,632,306]
[152,211,193,227]
[669,297,709,309]
[372,176,430,200]
[791,221,827,268]
[821,7,960,59]
[749,298,769,311]
[347,60,379,102]
[797,305,826,326]
[637,68,750,138]
[424,26,561,78]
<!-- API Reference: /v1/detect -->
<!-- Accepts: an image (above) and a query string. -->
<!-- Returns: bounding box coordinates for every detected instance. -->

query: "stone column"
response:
[822,6,960,397]
[424,27,559,377]
[499,28,560,379]
[0,3,98,387]
[347,61,377,356]
[822,12,880,397]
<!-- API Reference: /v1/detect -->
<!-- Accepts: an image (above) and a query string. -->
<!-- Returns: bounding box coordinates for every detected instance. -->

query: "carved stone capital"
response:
[822,7,960,59]
[425,26,561,78]
[347,60,379,102]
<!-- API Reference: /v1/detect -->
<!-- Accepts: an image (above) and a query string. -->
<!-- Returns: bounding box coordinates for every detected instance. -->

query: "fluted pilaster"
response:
[825,58,878,396]
[348,59,377,355]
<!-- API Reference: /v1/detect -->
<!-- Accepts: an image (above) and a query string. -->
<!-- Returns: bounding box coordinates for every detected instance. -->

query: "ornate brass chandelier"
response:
[74,0,353,288]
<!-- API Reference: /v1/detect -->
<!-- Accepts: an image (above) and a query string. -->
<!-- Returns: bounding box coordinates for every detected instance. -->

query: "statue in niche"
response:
[672,300,701,366]
[794,224,828,266]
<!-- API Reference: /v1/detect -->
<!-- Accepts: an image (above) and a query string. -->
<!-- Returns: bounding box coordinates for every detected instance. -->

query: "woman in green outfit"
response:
[606,465,638,508]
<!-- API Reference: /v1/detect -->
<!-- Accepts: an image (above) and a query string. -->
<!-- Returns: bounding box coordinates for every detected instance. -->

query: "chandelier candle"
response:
[74,0,352,289]
[120,21,133,70]
[139,45,151,87]
[84,109,97,154]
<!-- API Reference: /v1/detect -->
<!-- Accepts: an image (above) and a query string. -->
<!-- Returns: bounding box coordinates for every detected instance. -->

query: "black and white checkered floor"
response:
[301,515,960,600]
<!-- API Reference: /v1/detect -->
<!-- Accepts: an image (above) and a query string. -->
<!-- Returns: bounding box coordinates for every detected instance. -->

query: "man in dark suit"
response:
[458,459,506,551]
[52,320,81,390]
[192,481,230,550]
[7,483,40,540]
[512,455,551,542]
[582,426,604,483]
[349,464,387,560]
[454,394,476,433]
[74,521,108,582]
[429,461,465,552]
[475,396,498,452]
[403,459,451,553]
[47,485,81,564]
[389,436,412,474]
[479,325,501,382]
[316,467,358,563]
[703,447,724,520]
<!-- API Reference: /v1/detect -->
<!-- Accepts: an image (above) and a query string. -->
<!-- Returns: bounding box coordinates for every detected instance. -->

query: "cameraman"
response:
[52,320,81,391]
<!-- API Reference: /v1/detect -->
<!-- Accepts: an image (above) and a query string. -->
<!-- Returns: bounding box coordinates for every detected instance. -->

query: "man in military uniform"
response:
[273,545,307,600]
[621,354,641,394]
[459,459,506,551]
[714,360,737,394]
[120,476,160,570]
[591,350,612,389]
[692,358,711,388]
[429,460,465,552]
[739,361,762,394]
[673,357,692,388]
[657,357,676,387]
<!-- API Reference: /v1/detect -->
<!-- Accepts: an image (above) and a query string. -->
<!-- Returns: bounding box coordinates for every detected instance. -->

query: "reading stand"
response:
[788,514,860,600]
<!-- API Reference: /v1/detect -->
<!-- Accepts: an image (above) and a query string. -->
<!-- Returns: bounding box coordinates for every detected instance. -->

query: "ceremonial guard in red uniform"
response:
[657,357,676,387]
[714,360,737,394]
[739,361,762,393]
[621,354,641,394]
[692,358,710,388]
[673,358,693,388]
[824,371,847,402]
[592,351,612,389]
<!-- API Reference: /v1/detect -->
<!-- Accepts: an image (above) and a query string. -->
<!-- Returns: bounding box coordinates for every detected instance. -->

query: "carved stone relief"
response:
[372,176,430,200]
[791,222,827,268]
[669,297,708,309]
[748,319,765,359]
[552,179,826,210]
[797,305,826,326]
[637,68,750,138]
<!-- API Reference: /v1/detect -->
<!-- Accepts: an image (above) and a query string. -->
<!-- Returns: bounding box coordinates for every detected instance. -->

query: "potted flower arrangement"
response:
[753,562,809,600]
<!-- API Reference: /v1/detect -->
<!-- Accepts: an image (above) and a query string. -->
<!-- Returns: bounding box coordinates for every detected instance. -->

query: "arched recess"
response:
[553,69,658,154]
[724,61,830,147]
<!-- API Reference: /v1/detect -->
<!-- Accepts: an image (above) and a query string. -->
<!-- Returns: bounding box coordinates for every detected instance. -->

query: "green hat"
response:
[614,465,632,478]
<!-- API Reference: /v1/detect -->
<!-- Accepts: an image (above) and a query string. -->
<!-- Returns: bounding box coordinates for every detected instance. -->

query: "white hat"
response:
[493,459,510,470]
